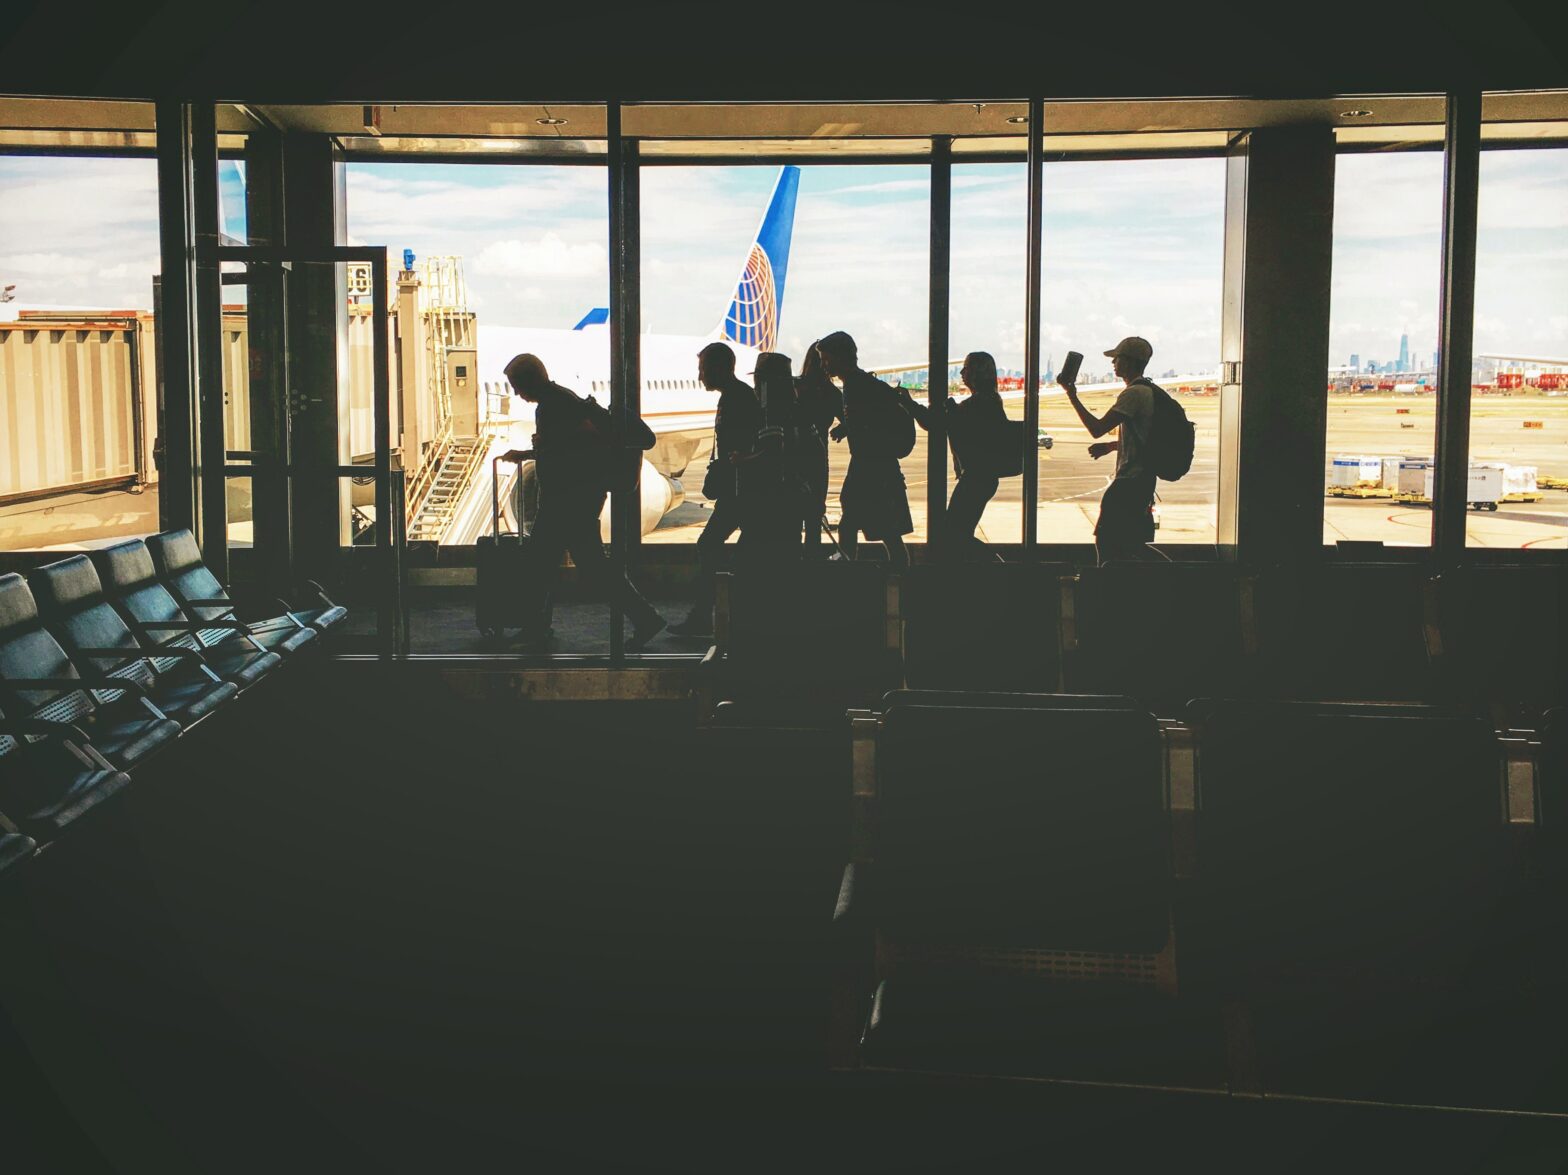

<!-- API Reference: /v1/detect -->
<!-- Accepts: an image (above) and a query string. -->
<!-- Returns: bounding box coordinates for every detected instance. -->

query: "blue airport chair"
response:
[90,541,282,691]
[28,556,238,729]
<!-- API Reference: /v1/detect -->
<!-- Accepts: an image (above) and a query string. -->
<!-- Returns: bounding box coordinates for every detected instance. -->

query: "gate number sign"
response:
[345,263,374,296]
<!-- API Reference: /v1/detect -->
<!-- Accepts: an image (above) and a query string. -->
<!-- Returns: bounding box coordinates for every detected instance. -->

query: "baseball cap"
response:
[1103,336,1153,366]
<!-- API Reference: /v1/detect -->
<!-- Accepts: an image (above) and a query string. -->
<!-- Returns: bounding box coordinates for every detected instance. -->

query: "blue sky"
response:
[3,150,1565,376]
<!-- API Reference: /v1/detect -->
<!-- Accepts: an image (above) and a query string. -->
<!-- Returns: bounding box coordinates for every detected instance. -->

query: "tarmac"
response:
[4,393,1564,553]
[645,390,1568,551]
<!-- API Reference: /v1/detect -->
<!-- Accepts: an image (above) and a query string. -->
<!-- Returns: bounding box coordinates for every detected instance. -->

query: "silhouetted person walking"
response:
[670,342,762,636]
[817,331,913,572]
[1061,336,1160,565]
[746,351,805,556]
[503,353,667,651]
[901,351,1009,557]
[794,340,842,554]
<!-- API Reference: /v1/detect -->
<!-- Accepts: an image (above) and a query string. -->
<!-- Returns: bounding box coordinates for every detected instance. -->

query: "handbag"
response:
[702,457,733,501]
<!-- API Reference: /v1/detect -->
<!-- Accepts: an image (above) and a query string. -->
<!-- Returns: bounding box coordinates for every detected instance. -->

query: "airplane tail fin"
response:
[720,165,799,353]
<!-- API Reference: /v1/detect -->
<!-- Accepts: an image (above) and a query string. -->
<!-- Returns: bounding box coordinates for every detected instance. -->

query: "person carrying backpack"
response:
[501,353,667,651]
[1060,336,1193,565]
[817,331,913,572]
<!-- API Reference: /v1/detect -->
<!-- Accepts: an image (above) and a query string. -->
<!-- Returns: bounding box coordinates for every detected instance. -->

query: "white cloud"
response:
[474,234,606,279]
[3,252,97,277]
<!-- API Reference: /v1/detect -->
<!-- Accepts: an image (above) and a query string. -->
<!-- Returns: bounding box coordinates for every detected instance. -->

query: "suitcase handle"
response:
[492,456,504,538]
[493,453,534,539]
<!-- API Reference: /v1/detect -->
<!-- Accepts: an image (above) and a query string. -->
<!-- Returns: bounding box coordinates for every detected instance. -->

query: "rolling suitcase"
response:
[475,454,538,638]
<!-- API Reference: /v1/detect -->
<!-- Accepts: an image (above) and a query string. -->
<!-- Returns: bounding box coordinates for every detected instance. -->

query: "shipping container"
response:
[0,316,152,504]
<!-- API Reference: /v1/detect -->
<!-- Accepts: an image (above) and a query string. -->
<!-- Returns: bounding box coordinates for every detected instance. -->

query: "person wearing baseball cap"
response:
[1059,336,1160,564]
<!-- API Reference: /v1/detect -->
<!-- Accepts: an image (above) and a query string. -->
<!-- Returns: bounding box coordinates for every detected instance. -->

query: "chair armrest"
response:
[1,675,112,696]
[699,645,723,673]
[113,644,211,667]
[70,648,150,670]
[0,716,94,745]
[133,618,252,634]
[297,579,336,608]
[181,598,239,618]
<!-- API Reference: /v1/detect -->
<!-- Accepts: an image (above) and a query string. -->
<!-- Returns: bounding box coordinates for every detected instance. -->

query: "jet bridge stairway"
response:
[407,436,487,544]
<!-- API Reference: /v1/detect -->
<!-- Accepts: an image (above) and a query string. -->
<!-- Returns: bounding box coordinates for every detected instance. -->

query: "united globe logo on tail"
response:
[726,244,779,351]
[720,166,799,355]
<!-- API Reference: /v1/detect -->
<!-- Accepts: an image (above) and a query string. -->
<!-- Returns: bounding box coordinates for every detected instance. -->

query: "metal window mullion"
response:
[607,101,627,662]
[154,100,199,535]
[1022,98,1045,558]
[928,137,952,558]
[1432,90,1482,561]
[191,102,227,581]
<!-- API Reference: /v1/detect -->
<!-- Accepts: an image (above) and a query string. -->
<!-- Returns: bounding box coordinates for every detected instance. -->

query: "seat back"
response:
[0,573,95,727]
[874,704,1169,955]
[1436,566,1565,710]
[881,689,1140,713]
[723,562,892,704]
[1191,699,1506,984]
[1069,562,1247,705]
[91,540,204,671]
[28,555,156,702]
[148,528,231,619]
[1255,563,1433,701]
[900,562,1066,692]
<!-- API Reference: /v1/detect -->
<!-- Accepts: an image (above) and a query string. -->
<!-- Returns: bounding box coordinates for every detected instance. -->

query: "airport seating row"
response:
[702,560,1567,723]
[0,529,344,869]
[832,693,1568,1112]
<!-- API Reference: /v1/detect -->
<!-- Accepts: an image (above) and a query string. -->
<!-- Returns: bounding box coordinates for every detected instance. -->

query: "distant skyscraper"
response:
[1045,354,1055,382]
[1350,353,1360,372]
[1398,331,1410,374]
[1432,349,1440,371]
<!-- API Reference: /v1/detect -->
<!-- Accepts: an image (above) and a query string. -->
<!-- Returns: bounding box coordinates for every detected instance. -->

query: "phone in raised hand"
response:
[1057,351,1083,388]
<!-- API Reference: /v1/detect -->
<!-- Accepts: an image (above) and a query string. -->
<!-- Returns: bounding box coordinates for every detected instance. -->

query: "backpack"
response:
[882,383,917,460]
[990,419,1025,478]
[1143,381,1195,482]
[580,393,656,492]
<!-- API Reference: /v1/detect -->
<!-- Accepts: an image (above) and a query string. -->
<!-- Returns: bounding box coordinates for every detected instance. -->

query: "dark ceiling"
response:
[2,0,1564,103]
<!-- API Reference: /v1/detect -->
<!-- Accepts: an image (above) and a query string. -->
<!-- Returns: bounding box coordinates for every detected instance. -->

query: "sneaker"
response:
[627,615,668,653]
[668,612,712,637]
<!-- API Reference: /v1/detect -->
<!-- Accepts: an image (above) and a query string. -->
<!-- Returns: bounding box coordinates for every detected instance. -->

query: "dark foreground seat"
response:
[1067,562,1251,710]
[704,563,896,724]
[29,555,238,728]
[1253,563,1435,702]
[842,703,1219,1088]
[1435,565,1566,718]
[900,562,1068,693]
[91,541,282,690]
[1189,698,1566,1110]
[148,528,346,650]
[0,574,177,774]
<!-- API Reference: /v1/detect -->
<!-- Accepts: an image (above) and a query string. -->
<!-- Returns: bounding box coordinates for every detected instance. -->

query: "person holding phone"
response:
[1059,337,1160,565]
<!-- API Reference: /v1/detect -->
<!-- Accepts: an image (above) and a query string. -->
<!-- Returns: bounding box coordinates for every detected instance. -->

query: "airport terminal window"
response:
[345,159,613,652]
[1463,139,1568,551]
[1324,149,1443,547]
[0,148,163,553]
[640,163,931,545]
[1035,157,1225,547]
[950,162,1027,545]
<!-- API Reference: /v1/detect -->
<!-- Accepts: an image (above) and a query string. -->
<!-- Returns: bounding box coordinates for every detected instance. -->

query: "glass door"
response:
[208,246,404,654]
